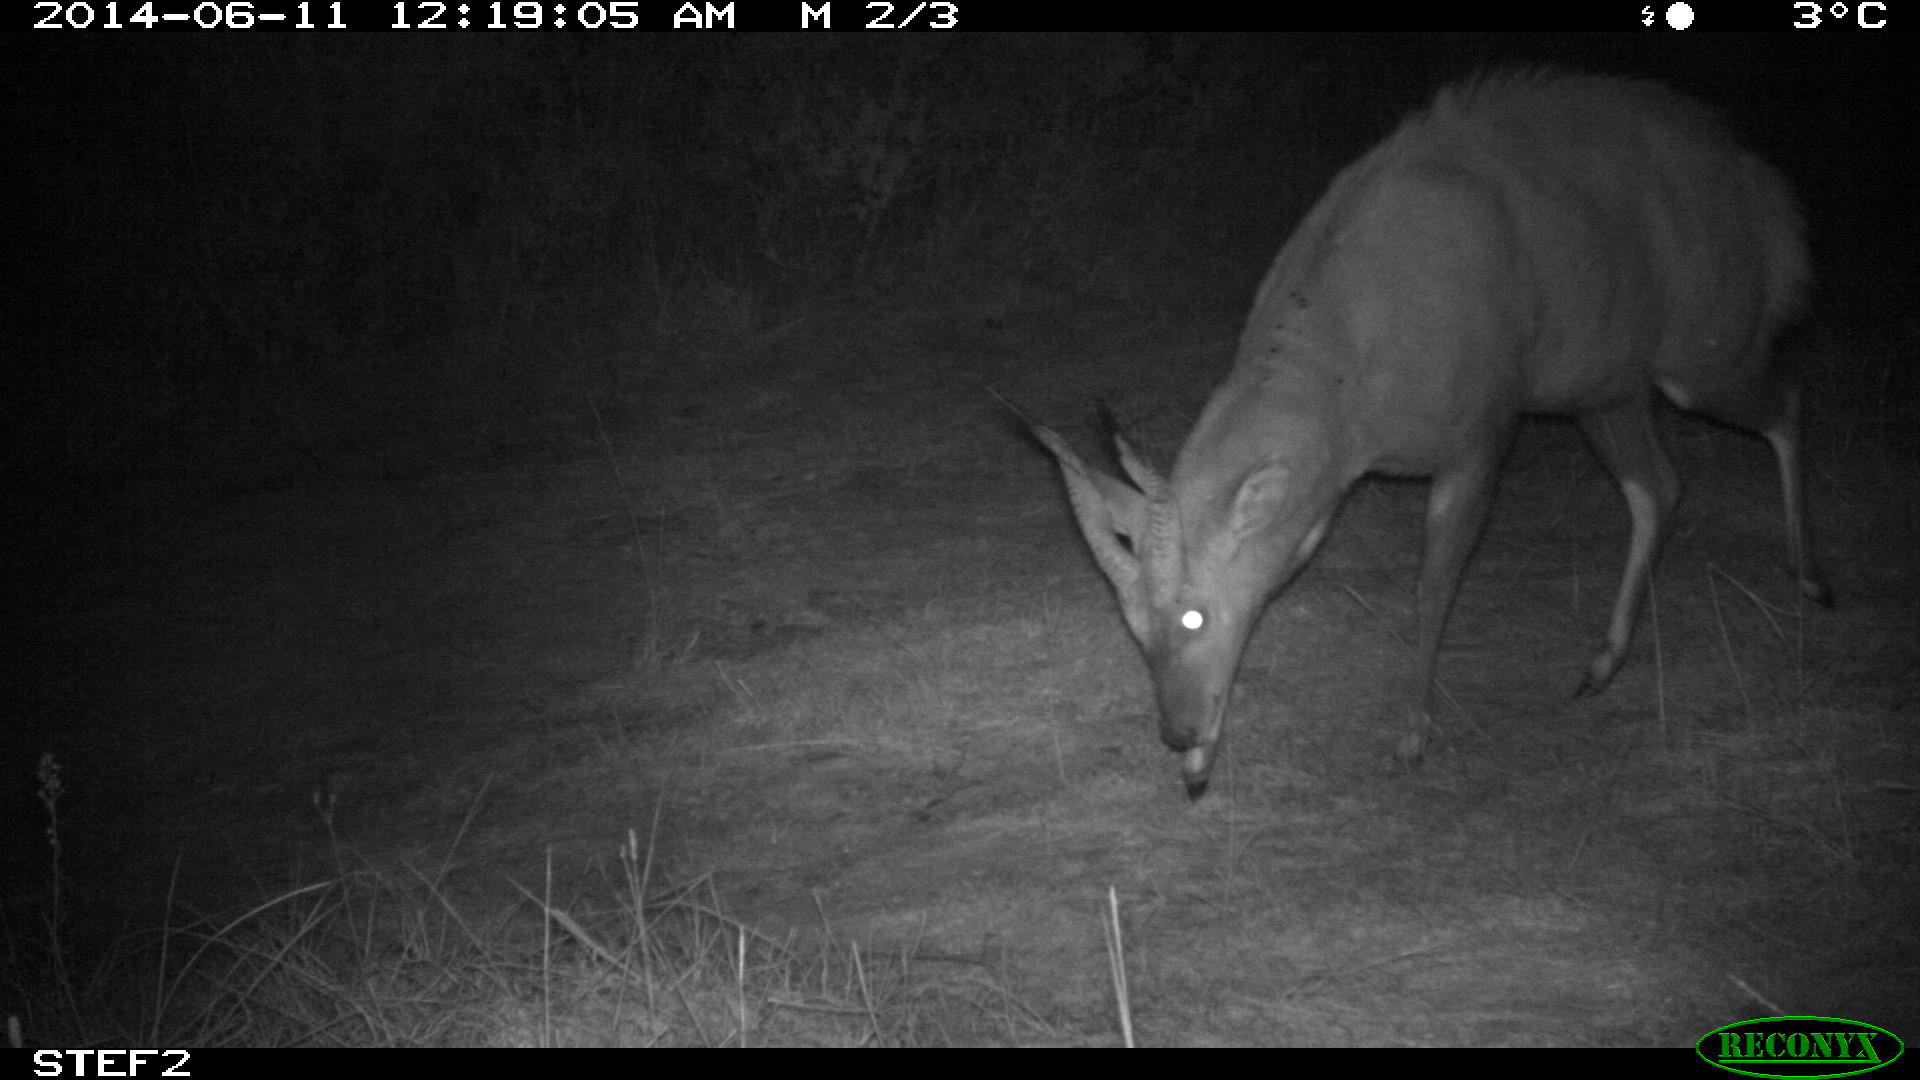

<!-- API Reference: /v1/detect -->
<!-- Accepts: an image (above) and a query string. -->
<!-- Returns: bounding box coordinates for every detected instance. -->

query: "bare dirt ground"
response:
[11,298,1917,1046]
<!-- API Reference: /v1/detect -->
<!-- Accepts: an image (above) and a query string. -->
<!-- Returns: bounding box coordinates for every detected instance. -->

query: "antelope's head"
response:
[1033,418,1333,799]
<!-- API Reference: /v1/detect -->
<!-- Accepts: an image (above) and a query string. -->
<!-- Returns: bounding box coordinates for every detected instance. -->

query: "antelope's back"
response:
[1224,71,1808,426]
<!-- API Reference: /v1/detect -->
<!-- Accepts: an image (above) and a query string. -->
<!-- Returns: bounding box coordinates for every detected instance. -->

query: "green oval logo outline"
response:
[1696,1016,1904,1080]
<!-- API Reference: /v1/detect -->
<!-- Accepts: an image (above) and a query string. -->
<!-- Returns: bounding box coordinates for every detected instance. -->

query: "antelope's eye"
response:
[1180,609,1205,631]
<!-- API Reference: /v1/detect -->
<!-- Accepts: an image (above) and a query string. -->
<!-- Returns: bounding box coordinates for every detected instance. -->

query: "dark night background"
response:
[10,35,1912,487]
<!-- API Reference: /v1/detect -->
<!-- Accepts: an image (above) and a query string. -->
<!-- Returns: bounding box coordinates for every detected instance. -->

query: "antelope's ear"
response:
[1032,425,1148,587]
[1227,463,1291,540]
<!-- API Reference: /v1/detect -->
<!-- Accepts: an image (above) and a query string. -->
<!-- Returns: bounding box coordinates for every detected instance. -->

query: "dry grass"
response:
[5,789,1064,1048]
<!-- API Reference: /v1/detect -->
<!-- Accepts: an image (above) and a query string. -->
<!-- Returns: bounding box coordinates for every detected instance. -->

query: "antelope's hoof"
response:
[1395,720,1428,770]
[1800,576,1835,610]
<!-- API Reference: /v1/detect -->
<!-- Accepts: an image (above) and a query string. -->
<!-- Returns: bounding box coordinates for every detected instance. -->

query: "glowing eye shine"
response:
[1181,609,1205,631]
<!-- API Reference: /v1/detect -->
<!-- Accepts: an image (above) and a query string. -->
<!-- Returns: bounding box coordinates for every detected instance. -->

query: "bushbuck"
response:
[1033,71,1829,799]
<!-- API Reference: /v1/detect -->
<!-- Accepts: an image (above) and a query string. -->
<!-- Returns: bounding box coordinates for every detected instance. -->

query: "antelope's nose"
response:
[1182,746,1216,801]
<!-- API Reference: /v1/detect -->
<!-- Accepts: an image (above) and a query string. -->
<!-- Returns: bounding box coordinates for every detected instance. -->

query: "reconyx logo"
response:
[1697,1017,1903,1079]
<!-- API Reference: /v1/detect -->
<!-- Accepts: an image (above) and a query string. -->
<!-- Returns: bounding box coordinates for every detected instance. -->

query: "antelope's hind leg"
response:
[1575,395,1679,698]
